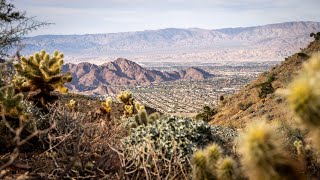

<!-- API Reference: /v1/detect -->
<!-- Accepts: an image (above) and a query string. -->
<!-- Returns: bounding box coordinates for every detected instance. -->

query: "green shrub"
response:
[195,106,218,122]
[259,74,276,99]
[238,102,253,111]
[310,32,320,41]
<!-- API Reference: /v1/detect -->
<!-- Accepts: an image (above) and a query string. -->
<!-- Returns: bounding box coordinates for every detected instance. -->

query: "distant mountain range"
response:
[63,58,213,94]
[21,21,320,63]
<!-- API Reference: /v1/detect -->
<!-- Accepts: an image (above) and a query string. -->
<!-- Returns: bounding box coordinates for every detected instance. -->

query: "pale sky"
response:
[14,0,320,36]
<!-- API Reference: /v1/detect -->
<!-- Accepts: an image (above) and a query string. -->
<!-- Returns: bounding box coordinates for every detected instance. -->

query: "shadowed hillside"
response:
[210,39,320,128]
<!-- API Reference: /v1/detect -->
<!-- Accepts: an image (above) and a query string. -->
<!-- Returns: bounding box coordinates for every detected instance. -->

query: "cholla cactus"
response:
[192,150,210,180]
[191,143,238,180]
[101,97,112,113]
[216,157,238,180]
[117,91,134,118]
[237,120,300,180]
[206,143,222,174]
[135,101,145,112]
[13,50,72,110]
[0,85,28,121]
[99,97,112,119]
[283,53,320,149]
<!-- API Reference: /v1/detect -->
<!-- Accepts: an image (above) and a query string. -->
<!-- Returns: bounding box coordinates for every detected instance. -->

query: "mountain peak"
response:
[114,58,132,64]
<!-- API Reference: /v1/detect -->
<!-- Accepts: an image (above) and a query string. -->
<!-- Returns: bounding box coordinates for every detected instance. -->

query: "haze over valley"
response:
[22,21,320,64]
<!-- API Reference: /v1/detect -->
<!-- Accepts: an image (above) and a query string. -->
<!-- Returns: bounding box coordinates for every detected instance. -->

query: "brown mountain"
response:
[63,58,213,94]
[210,39,320,128]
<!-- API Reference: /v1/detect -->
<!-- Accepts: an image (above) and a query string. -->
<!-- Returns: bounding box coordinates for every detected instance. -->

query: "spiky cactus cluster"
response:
[117,91,134,118]
[283,53,320,149]
[191,143,238,180]
[237,120,300,180]
[128,101,159,128]
[0,85,28,121]
[99,97,112,119]
[13,50,72,109]
[130,110,160,128]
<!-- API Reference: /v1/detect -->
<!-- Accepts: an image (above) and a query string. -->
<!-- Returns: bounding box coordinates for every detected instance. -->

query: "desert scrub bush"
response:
[238,102,253,111]
[116,91,134,118]
[195,105,218,122]
[310,32,320,41]
[237,120,302,180]
[259,73,276,99]
[13,50,72,111]
[119,116,237,179]
[26,103,126,179]
[191,143,240,180]
[297,52,310,59]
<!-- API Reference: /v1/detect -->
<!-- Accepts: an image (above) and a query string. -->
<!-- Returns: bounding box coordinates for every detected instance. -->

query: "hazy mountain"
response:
[21,21,320,63]
[63,58,213,94]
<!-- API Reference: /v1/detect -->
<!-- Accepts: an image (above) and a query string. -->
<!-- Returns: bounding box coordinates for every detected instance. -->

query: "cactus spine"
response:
[13,50,72,110]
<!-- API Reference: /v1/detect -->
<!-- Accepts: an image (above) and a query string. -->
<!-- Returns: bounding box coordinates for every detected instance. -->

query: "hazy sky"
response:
[14,0,320,36]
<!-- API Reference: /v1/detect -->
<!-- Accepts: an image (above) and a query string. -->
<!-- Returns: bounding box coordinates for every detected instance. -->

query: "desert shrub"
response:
[195,106,218,122]
[259,74,276,99]
[298,52,310,59]
[310,32,320,41]
[238,102,253,111]
[119,116,237,179]
[21,103,126,179]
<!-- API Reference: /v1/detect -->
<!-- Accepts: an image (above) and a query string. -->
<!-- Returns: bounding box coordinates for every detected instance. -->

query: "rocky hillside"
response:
[210,39,320,128]
[63,58,213,94]
[21,21,320,63]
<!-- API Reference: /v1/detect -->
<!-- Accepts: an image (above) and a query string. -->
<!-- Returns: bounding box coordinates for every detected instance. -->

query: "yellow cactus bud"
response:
[53,50,59,57]
[44,53,50,61]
